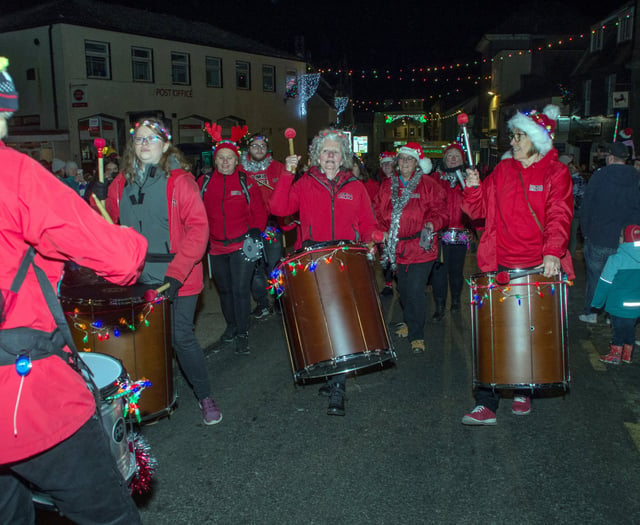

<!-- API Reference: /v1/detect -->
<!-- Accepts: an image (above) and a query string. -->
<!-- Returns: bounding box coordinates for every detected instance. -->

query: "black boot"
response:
[450,298,461,312]
[432,302,445,322]
[327,383,346,416]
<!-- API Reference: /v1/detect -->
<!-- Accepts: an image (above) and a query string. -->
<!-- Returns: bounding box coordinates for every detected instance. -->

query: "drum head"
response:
[79,352,124,396]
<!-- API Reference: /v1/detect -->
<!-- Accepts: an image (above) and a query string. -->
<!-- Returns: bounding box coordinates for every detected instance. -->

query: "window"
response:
[285,70,297,98]
[205,57,222,88]
[590,27,604,52]
[236,61,251,90]
[606,74,616,116]
[85,41,111,79]
[171,52,190,85]
[618,10,634,42]
[262,65,275,92]
[131,47,153,82]
[583,79,592,116]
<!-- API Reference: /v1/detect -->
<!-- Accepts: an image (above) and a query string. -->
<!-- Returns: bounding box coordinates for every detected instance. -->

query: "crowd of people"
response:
[4,48,640,521]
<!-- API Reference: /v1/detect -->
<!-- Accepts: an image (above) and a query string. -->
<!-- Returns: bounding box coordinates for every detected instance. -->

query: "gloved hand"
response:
[92,180,109,201]
[163,276,183,302]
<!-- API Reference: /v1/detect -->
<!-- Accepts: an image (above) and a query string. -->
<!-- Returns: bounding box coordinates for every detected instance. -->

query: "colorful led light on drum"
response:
[271,241,396,381]
[469,271,570,389]
[60,280,175,420]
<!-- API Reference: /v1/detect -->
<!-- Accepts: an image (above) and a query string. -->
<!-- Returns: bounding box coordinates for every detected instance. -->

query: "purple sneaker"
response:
[199,397,222,425]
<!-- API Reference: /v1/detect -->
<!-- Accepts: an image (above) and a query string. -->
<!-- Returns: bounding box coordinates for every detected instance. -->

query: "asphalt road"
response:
[36,249,640,524]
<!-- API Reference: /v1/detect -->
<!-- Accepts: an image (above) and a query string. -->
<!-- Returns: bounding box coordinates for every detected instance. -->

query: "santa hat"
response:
[0,57,18,114]
[443,143,465,160]
[397,142,432,174]
[624,224,640,243]
[620,128,633,140]
[379,151,396,164]
[508,104,560,156]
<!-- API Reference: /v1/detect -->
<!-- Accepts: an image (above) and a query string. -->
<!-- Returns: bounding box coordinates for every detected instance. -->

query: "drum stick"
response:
[143,283,170,302]
[456,113,475,169]
[91,194,114,224]
[94,138,106,183]
[284,128,296,174]
[495,268,548,285]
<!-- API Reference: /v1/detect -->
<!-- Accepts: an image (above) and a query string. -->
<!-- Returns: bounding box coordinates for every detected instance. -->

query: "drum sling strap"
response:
[0,247,100,400]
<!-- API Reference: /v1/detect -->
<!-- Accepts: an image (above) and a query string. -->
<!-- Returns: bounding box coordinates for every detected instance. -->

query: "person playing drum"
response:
[373,142,448,353]
[0,58,147,523]
[270,128,382,416]
[460,105,573,426]
[103,118,223,426]
[430,143,473,321]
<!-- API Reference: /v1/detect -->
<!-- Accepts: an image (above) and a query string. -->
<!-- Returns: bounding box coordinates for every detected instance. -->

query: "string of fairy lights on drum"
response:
[468,276,572,307]
[268,245,358,298]
[67,299,159,345]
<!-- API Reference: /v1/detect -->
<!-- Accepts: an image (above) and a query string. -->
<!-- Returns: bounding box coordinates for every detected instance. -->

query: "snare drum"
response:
[469,271,570,389]
[273,241,395,381]
[60,280,175,420]
[440,227,473,247]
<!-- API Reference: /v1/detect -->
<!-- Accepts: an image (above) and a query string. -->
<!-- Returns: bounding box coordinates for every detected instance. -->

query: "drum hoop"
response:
[79,352,126,398]
[280,240,366,266]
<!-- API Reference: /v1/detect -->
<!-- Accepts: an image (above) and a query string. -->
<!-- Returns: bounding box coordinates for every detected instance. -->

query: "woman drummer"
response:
[105,117,222,426]
[460,105,573,426]
[373,142,448,353]
[269,128,381,416]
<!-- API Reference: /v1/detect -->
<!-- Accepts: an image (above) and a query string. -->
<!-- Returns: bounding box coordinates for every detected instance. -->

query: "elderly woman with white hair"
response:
[460,105,574,426]
[270,128,380,416]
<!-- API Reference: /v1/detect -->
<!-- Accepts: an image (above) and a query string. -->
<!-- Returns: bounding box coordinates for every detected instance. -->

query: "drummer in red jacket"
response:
[460,105,573,426]
[0,58,147,524]
[106,118,222,426]
[270,128,380,416]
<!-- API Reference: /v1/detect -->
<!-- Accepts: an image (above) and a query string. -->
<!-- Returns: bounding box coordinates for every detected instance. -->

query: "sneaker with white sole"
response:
[199,397,222,425]
[394,323,408,337]
[461,405,497,426]
[578,313,597,324]
[512,396,531,415]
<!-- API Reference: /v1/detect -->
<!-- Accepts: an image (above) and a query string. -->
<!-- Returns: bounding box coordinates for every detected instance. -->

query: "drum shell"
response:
[276,242,394,381]
[61,282,175,420]
[470,272,569,388]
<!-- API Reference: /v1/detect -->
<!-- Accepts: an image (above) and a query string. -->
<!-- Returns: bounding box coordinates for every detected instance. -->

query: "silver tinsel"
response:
[382,171,423,271]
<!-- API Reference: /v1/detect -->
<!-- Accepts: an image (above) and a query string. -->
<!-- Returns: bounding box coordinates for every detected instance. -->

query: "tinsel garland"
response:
[239,151,273,173]
[129,432,157,495]
[439,167,466,188]
[382,171,423,271]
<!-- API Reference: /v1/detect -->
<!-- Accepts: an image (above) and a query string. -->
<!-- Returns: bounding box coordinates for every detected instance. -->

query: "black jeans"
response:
[210,250,255,335]
[171,294,211,400]
[611,315,637,346]
[431,243,467,307]
[0,415,141,525]
[397,260,435,341]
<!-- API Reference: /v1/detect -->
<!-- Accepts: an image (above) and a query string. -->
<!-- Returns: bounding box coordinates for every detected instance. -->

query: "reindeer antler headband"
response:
[205,123,248,157]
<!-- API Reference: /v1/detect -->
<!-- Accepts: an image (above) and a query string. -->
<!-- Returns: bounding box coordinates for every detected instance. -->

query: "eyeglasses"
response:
[249,143,267,150]
[134,135,163,145]
[508,132,527,143]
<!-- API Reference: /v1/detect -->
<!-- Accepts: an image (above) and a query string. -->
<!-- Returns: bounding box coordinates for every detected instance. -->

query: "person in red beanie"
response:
[429,143,473,321]
[461,105,573,426]
[0,57,147,524]
[201,138,268,356]
[592,224,640,364]
[373,142,448,353]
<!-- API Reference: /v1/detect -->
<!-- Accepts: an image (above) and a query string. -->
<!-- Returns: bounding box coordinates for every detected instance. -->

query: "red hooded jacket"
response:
[0,143,147,463]
[107,169,208,296]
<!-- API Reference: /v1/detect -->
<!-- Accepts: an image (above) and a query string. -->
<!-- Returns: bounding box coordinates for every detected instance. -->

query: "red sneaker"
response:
[512,396,531,415]
[462,405,497,426]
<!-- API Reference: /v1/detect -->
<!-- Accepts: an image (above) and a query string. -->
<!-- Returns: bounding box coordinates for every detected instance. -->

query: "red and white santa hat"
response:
[379,151,396,164]
[397,142,432,174]
[508,104,560,156]
[624,224,640,243]
[620,128,633,140]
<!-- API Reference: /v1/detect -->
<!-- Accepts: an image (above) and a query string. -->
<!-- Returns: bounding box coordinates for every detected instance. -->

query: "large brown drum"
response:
[469,270,570,389]
[60,279,176,420]
[273,241,395,382]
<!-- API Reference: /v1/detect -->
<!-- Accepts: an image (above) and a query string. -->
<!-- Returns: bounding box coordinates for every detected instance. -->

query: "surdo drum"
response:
[60,276,175,420]
[272,241,395,382]
[469,270,570,389]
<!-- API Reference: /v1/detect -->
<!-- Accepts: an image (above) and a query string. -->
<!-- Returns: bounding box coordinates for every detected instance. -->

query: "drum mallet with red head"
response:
[284,128,297,174]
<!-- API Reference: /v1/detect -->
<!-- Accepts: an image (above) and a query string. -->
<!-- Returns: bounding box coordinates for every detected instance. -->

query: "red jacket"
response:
[0,143,147,463]
[462,149,573,272]
[269,166,377,244]
[107,169,209,296]
[430,172,470,230]
[363,178,381,203]
[200,168,268,255]
[374,173,448,265]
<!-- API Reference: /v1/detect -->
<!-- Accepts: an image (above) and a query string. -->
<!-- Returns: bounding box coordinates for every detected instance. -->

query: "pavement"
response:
[36,247,640,524]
